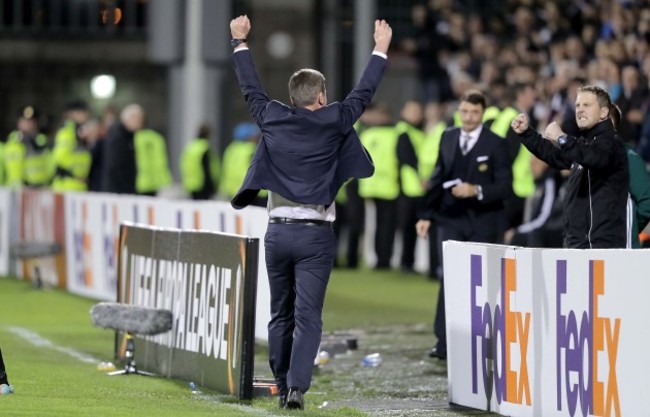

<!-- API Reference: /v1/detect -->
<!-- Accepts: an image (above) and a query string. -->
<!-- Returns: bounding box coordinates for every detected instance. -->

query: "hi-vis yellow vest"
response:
[50,121,79,191]
[180,138,220,193]
[358,126,400,200]
[134,129,172,194]
[54,120,77,149]
[395,121,426,197]
[53,121,77,174]
[7,131,54,187]
[51,144,91,192]
[221,141,259,198]
[490,107,535,198]
[4,133,26,187]
[420,121,447,181]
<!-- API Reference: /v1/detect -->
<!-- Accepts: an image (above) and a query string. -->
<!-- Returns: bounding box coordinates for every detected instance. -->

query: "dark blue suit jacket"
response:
[420,126,513,235]
[230,50,388,209]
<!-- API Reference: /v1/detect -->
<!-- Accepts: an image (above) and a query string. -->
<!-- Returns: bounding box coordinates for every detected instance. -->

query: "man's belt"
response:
[268,217,333,228]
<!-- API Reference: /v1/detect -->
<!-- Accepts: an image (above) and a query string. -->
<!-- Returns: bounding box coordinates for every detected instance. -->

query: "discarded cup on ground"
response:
[361,353,382,367]
[314,350,330,366]
[97,361,116,372]
[189,381,201,394]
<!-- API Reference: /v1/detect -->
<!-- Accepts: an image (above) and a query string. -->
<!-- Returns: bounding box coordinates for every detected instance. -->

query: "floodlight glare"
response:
[90,75,116,99]
[266,32,294,59]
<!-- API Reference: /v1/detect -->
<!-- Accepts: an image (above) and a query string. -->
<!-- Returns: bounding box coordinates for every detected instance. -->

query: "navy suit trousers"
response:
[264,222,336,393]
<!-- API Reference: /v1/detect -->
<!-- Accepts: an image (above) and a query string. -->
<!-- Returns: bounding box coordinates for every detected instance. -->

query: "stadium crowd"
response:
[336,0,650,276]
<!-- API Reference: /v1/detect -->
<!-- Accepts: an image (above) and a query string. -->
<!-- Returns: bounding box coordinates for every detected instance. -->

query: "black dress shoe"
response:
[285,387,304,410]
[428,346,447,360]
[400,265,416,274]
[278,391,288,409]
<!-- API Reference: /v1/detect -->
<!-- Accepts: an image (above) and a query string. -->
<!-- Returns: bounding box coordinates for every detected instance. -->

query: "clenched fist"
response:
[230,15,250,39]
[543,121,564,143]
[511,113,529,134]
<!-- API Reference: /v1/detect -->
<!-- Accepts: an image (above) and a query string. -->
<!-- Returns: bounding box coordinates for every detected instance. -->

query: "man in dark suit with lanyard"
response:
[229,15,392,410]
[416,89,512,360]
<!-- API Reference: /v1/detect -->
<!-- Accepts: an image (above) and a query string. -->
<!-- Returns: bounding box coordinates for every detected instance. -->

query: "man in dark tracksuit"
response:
[512,85,630,248]
[230,15,392,410]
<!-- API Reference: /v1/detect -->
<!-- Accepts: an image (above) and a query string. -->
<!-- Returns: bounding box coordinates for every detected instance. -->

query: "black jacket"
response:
[419,127,513,237]
[103,122,136,195]
[519,119,629,248]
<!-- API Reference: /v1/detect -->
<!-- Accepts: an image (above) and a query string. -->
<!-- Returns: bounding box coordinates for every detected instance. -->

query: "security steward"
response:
[395,100,426,273]
[52,122,92,192]
[220,122,264,204]
[5,106,53,188]
[180,124,220,200]
[52,101,91,191]
[358,104,400,269]
[134,128,172,196]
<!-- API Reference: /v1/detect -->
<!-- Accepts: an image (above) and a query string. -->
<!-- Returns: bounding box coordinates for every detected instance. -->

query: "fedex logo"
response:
[556,260,621,417]
[471,255,531,406]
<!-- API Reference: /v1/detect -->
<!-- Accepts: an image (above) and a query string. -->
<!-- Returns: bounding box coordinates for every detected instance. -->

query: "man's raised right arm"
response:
[373,19,391,56]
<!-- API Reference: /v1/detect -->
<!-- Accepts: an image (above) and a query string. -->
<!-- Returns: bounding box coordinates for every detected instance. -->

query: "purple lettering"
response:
[557,259,593,417]
[471,254,483,394]
[493,304,506,404]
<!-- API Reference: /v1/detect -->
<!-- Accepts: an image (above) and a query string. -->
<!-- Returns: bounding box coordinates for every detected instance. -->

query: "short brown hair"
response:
[577,85,612,109]
[288,69,326,108]
[459,89,487,109]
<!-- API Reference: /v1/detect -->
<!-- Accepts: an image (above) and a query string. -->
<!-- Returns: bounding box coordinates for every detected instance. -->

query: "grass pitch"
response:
[0,268,438,416]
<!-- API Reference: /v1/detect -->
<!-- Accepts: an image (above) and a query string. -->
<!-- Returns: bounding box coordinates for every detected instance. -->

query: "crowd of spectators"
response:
[400,0,650,162]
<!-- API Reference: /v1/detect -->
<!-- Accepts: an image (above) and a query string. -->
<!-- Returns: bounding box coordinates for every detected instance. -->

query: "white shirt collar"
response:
[459,125,483,153]
[461,124,483,141]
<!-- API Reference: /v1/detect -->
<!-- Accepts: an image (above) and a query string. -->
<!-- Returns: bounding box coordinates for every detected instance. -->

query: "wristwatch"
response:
[230,38,247,48]
[557,134,569,147]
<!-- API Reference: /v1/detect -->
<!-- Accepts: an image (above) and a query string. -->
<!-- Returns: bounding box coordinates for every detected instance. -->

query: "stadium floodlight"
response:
[90,75,116,99]
[266,31,294,59]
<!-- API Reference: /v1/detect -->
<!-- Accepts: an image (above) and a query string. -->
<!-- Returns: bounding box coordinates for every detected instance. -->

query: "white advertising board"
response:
[64,192,270,341]
[444,241,650,417]
[0,188,15,276]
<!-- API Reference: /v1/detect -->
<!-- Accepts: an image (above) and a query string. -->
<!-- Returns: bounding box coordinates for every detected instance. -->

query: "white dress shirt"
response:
[460,125,483,155]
